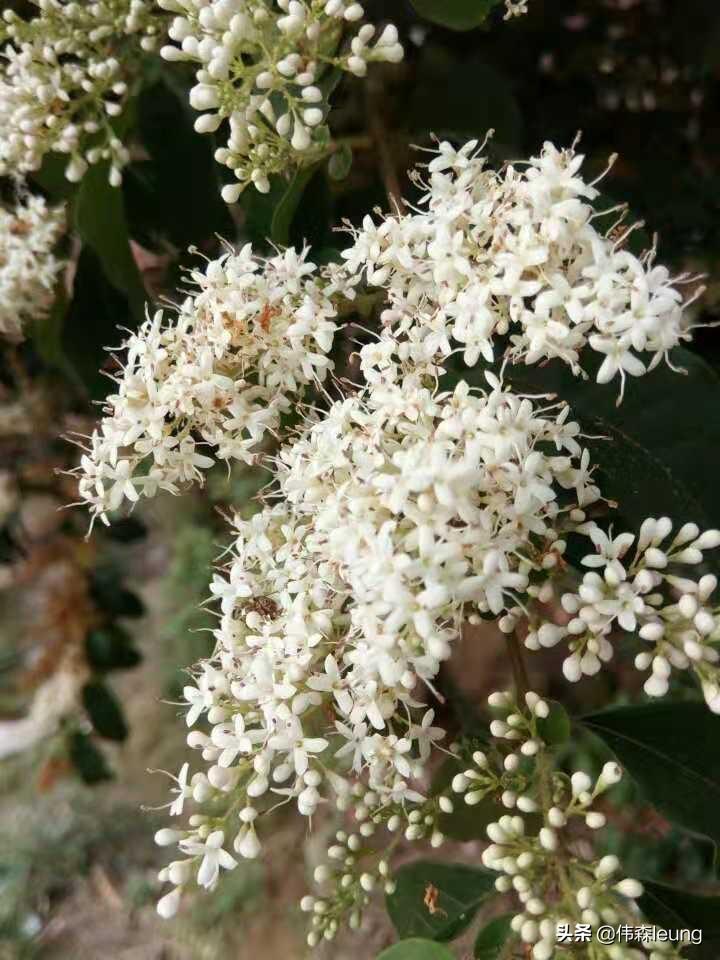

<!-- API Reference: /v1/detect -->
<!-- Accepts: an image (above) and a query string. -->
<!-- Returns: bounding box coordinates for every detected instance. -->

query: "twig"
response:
[365,74,402,210]
[505,630,530,700]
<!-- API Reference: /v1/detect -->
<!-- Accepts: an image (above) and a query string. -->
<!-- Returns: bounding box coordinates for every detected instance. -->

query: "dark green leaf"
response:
[387,860,496,941]
[406,54,522,148]
[473,913,514,959]
[536,701,571,746]
[82,681,128,741]
[68,731,113,784]
[431,757,501,841]
[27,281,83,390]
[328,144,353,181]
[271,165,319,246]
[62,247,133,399]
[639,881,720,960]
[85,626,142,672]
[503,347,720,536]
[377,940,455,960]
[410,0,501,31]
[582,702,720,845]
[32,152,79,202]
[125,77,233,250]
[73,162,146,321]
[90,571,145,618]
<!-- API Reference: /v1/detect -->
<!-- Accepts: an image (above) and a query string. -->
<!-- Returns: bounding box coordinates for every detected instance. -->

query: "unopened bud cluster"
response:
[157,0,403,200]
[454,694,681,960]
[301,777,455,948]
[526,518,720,710]
[0,0,163,185]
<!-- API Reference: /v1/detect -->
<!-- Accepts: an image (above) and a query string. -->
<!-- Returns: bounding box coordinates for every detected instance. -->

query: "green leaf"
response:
[73,162,146,322]
[431,757,501,841]
[377,940,456,960]
[85,626,142,672]
[89,570,145,618]
[270,165,318,246]
[581,702,720,845]
[536,701,571,746]
[62,247,134,399]
[431,749,542,841]
[82,681,128,741]
[503,347,720,536]
[639,881,720,960]
[68,731,113,784]
[328,143,353,181]
[387,860,496,941]
[406,54,522,149]
[125,77,233,250]
[27,281,83,390]
[32,152,79,201]
[473,914,514,959]
[410,0,502,31]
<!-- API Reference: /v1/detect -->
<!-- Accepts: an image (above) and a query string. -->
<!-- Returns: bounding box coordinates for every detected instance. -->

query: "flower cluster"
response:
[148,369,611,919]
[73,140,712,942]
[524,518,720,710]
[453,691,683,960]
[157,0,403,199]
[504,0,530,17]
[0,0,163,185]
[74,244,347,526]
[343,139,701,399]
[0,192,65,341]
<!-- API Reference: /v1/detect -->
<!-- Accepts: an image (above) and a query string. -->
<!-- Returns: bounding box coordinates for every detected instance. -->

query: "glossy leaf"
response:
[73,162,146,322]
[85,626,142,672]
[62,247,135,398]
[410,0,501,31]
[68,732,113,784]
[377,937,455,960]
[639,880,720,959]
[125,77,232,250]
[582,702,720,845]
[271,165,319,246]
[82,681,128,741]
[536,701,571,746]
[387,860,496,941]
[474,914,514,959]
[503,347,720,536]
[377,940,455,960]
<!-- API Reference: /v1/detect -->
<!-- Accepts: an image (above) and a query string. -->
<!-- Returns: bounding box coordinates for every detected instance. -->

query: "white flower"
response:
[180,830,237,889]
[408,709,445,761]
[0,193,65,341]
[169,763,191,816]
[343,139,698,395]
[74,244,343,525]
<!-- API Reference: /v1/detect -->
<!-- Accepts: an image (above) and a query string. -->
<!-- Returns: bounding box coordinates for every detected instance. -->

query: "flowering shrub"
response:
[71,138,720,957]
